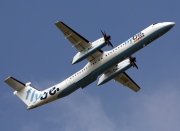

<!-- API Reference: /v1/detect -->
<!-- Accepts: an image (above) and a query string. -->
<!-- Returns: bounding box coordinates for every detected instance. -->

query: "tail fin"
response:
[5,77,42,108]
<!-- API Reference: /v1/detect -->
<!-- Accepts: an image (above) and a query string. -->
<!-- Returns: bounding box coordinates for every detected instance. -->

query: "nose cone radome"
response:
[164,22,175,27]
[161,22,175,32]
[171,22,175,26]
[168,22,175,27]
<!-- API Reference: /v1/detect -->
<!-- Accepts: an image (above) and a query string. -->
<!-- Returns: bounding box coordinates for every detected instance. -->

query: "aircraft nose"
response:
[167,22,175,27]
[163,22,175,31]
[170,22,175,27]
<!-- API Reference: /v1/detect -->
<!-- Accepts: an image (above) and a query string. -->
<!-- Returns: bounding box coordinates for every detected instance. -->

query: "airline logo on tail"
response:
[26,88,42,104]
[26,86,60,104]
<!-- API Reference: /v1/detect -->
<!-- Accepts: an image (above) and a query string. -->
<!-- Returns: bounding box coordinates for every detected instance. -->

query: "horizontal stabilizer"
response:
[5,76,25,91]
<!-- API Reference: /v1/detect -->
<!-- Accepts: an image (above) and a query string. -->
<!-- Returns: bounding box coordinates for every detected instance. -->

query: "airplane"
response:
[5,21,175,110]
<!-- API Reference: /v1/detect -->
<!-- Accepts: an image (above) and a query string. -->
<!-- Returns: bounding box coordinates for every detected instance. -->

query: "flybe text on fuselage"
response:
[124,32,145,45]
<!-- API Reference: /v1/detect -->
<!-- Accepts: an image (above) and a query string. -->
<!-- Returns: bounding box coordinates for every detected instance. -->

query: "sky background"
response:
[1,0,180,131]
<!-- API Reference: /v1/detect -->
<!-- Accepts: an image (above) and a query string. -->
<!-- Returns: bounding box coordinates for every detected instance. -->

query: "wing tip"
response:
[134,87,141,92]
[4,76,13,83]
[4,76,26,86]
[55,21,63,25]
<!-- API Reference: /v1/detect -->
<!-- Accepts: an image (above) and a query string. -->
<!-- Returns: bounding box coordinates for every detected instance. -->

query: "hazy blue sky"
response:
[1,1,180,131]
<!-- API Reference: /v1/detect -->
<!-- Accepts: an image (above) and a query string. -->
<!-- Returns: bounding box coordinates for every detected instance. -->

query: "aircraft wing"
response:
[114,72,141,92]
[55,21,91,52]
[55,21,103,61]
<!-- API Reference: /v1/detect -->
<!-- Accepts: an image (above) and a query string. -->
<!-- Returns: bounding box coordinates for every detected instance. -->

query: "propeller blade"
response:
[129,56,138,69]
[108,41,113,48]
[134,62,138,69]
[100,30,105,37]
[104,31,106,36]
[100,30,113,48]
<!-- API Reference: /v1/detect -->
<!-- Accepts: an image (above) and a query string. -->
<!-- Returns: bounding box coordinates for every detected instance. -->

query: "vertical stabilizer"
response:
[5,77,42,107]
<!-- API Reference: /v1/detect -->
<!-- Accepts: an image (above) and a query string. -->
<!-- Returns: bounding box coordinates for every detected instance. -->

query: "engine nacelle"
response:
[72,38,106,64]
[97,59,132,86]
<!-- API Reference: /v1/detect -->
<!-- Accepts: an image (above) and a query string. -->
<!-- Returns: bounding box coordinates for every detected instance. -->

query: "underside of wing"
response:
[55,21,103,62]
[114,72,141,92]
[86,50,103,61]
[5,76,25,91]
[55,21,91,52]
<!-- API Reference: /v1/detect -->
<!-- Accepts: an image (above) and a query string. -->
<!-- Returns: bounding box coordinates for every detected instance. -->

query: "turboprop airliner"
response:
[5,21,175,110]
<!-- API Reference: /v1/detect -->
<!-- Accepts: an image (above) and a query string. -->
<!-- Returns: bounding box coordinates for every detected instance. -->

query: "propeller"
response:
[129,56,138,69]
[100,30,113,48]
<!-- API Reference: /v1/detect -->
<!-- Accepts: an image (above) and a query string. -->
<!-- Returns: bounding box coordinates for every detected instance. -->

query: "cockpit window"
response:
[153,23,158,25]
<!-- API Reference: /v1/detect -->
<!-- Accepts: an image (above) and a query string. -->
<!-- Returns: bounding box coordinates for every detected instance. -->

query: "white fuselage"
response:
[29,22,174,109]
